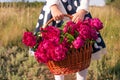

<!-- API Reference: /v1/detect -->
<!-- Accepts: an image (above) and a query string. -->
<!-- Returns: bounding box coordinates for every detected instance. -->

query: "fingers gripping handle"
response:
[42,14,72,28]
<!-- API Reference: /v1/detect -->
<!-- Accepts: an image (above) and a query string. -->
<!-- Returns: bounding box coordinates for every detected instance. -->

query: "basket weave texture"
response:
[22,14,103,75]
[47,42,92,75]
[42,14,92,75]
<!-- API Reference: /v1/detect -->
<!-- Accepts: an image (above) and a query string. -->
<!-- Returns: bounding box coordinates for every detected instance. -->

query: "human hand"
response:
[50,4,64,21]
[72,9,87,23]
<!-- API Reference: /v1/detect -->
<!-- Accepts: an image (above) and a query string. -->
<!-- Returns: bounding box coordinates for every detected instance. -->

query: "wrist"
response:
[50,4,61,13]
[50,4,58,10]
[77,9,87,15]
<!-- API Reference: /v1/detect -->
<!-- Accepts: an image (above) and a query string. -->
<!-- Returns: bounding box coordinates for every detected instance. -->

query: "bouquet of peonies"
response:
[22,18,103,63]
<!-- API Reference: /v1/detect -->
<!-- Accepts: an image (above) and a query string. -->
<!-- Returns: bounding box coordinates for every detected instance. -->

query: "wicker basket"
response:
[43,14,92,75]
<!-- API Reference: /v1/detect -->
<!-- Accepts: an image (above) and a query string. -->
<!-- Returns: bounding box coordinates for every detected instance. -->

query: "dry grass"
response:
[0,4,120,80]
[0,7,41,46]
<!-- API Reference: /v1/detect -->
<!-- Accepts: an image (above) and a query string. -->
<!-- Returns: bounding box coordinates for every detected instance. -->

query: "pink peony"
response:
[22,18,104,63]
[90,18,103,31]
[35,39,68,62]
[72,36,85,49]
[61,38,70,48]
[76,20,82,27]
[76,19,91,30]
[51,45,67,61]
[90,29,98,40]
[35,50,49,63]
[63,21,78,35]
[34,40,53,63]
[22,32,36,47]
[41,26,60,40]
[83,19,91,26]
[79,24,91,40]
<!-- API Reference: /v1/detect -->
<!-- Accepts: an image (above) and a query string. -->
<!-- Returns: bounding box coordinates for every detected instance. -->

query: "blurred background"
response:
[0,0,106,6]
[0,0,120,80]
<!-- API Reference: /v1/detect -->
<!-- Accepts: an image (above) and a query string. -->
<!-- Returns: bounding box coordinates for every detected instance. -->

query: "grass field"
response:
[0,3,120,80]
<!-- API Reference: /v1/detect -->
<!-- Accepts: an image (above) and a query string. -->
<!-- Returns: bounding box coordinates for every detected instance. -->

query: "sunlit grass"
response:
[0,7,41,46]
[88,5,120,80]
[0,3,120,80]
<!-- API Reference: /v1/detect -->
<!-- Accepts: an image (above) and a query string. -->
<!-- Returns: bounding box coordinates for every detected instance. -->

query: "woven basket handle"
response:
[42,14,73,28]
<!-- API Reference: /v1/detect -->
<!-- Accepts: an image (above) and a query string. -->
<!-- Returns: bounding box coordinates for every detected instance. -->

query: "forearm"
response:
[72,0,90,23]
[50,4,59,11]
[49,3,64,20]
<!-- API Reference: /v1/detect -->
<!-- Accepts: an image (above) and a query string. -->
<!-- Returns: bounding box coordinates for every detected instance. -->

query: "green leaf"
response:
[65,33,75,42]
[74,30,79,38]
[59,33,65,43]
[59,21,67,30]
[60,37,64,43]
